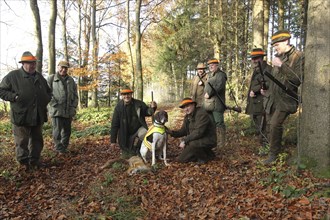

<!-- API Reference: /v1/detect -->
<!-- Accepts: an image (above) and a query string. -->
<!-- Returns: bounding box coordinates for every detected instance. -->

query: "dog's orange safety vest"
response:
[143,124,166,150]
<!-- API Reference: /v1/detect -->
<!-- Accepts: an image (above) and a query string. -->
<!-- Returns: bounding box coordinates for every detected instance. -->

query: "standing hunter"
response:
[204,58,227,151]
[261,30,304,164]
[245,48,272,149]
[190,62,208,107]
[48,61,78,154]
[0,51,51,171]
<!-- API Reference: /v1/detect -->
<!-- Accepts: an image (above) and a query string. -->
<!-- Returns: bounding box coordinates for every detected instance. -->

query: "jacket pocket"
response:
[12,109,27,126]
[203,98,215,112]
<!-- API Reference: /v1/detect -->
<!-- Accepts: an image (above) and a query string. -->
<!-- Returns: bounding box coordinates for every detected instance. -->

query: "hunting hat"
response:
[271,30,291,45]
[207,58,219,65]
[18,51,38,63]
[179,97,197,108]
[196,63,207,70]
[120,88,133,94]
[249,48,266,59]
[58,60,70,68]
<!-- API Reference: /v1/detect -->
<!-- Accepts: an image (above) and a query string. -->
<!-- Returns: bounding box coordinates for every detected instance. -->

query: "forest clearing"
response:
[0,105,329,220]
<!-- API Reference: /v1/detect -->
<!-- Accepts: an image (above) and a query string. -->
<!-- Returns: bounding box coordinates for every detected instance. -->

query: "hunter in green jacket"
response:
[0,51,51,170]
[47,61,78,154]
[168,98,216,163]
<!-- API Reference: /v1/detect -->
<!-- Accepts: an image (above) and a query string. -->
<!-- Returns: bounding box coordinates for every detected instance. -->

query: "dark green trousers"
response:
[52,117,72,152]
[251,114,267,145]
[269,110,289,156]
[211,111,225,129]
[13,124,44,165]
[177,142,215,163]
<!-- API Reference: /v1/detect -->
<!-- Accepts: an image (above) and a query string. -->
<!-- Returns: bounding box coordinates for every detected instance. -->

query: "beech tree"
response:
[30,0,43,73]
[300,0,330,175]
[135,0,143,100]
[252,0,264,48]
[59,0,69,60]
[48,0,57,75]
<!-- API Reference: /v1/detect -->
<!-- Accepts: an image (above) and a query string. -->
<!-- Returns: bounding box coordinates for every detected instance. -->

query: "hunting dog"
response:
[140,110,169,166]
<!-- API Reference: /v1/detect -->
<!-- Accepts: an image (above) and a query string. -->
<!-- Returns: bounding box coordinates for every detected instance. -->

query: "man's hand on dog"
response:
[165,127,173,136]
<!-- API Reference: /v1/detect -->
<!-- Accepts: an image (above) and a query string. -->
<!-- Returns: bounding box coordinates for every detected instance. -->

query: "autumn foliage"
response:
[0,106,329,219]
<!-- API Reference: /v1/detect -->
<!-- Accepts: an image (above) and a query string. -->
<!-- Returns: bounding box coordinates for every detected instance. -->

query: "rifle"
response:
[257,61,267,90]
[262,67,299,101]
[208,82,242,113]
[196,72,205,86]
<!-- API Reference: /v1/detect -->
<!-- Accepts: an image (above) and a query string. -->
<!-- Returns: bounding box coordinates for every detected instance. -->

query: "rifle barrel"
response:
[263,70,298,100]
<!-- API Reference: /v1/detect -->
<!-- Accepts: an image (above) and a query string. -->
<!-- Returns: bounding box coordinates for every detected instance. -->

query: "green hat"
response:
[58,60,70,68]
[249,48,266,59]
[271,30,291,45]
[19,51,38,63]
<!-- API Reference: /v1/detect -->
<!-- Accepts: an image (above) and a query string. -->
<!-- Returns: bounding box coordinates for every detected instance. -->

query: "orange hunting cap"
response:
[19,51,38,63]
[271,30,291,45]
[207,58,219,65]
[179,97,197,108]
[120,88,133,94]
[249,48,266,59]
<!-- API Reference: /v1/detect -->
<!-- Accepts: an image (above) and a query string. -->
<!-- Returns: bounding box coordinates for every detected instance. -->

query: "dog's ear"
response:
[164,111,168,123]
[154,112,161,123]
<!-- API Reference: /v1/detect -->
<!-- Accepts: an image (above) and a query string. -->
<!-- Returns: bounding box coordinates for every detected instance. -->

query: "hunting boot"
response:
[216,127,226,151]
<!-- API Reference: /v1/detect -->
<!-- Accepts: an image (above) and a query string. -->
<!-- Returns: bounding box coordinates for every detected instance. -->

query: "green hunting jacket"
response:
[268,46,303,114]
[171,107,216,148]
[0,67,51,126]
[246,61,272,115]
[204,68,227,113]
[47,73,78,118]
[110,98,155,150]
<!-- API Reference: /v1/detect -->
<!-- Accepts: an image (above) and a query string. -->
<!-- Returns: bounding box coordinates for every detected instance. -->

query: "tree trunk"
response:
[278,0,284,29]
[81,0,91,108]
[300,0,308,51]
[252,0,264,48]
[135,0,143,100]
[89,0,98,108]
[126,0,135,90]
[29,0,43,73]
[77,0,83,109]
[170,63,178,100]
[49,0,57,76]
[263,0,270,51]
[300,0,330,175]
[61,0,69,61]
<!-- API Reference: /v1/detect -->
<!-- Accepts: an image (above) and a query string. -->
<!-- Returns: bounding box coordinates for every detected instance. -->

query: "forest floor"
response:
[0,105,329,220]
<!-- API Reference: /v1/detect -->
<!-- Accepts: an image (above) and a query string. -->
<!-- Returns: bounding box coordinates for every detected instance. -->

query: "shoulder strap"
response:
[49,74,55,89]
